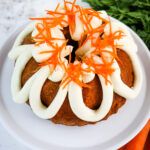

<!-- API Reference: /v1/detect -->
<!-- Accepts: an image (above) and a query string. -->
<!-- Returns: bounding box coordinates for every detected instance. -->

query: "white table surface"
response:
[0,0,89,150]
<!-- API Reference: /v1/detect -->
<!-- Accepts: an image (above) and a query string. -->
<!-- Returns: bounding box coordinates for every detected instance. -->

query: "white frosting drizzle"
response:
[48,64,65,82]
[8,22,35,60]
[82,63,95,83]
[8,6,143,122]
[103,22,143,99]
[13,22,35,48]
[111,53,142,99]
[32,44,73,63]
[70,12,84,41]
[10,49,34,103]
[104,21,138,52]
[8,45,34,60]
[29,66,68,119]
[69,75,113,122]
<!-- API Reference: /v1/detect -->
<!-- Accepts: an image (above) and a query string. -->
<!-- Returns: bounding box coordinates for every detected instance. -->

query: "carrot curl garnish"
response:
[39,41,68,73]
[30,0,124,87]
[83,56,114,85]
[61,63,91,88]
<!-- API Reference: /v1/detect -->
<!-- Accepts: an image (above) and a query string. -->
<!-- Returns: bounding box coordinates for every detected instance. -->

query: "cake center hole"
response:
[62,27,79,63]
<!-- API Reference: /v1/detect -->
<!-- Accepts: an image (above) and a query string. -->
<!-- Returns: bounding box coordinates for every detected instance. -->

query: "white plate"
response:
[0,7,150,150]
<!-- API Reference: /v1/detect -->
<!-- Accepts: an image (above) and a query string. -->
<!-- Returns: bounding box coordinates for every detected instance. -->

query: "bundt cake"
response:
[8,0,143,126]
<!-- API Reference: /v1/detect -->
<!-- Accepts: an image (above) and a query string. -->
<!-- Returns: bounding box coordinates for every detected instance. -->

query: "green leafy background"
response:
[83,0,150,49]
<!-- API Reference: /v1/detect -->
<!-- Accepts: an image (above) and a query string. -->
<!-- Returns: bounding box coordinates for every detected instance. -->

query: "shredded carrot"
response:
[60,63,91,88]
[55,3,60,12]
[84,8,109,23]
[83,56,114,84]
[39,41,68,72]
[30,0,124,87]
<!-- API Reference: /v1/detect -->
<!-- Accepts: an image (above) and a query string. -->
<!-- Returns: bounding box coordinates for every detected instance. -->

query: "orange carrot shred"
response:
[30,0,124,87]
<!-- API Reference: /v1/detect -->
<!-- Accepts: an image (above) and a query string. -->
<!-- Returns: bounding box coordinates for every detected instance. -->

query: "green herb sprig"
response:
[83,0,150,49]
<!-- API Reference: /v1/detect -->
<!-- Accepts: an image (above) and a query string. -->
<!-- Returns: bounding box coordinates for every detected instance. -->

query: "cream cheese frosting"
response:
[8,1,143,122]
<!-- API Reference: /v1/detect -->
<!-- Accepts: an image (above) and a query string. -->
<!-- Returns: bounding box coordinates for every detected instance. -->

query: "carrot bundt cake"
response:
[8,0,143,126]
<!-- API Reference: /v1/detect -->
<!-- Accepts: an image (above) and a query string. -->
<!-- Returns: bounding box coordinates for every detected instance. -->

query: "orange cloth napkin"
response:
[119,120,150,150]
